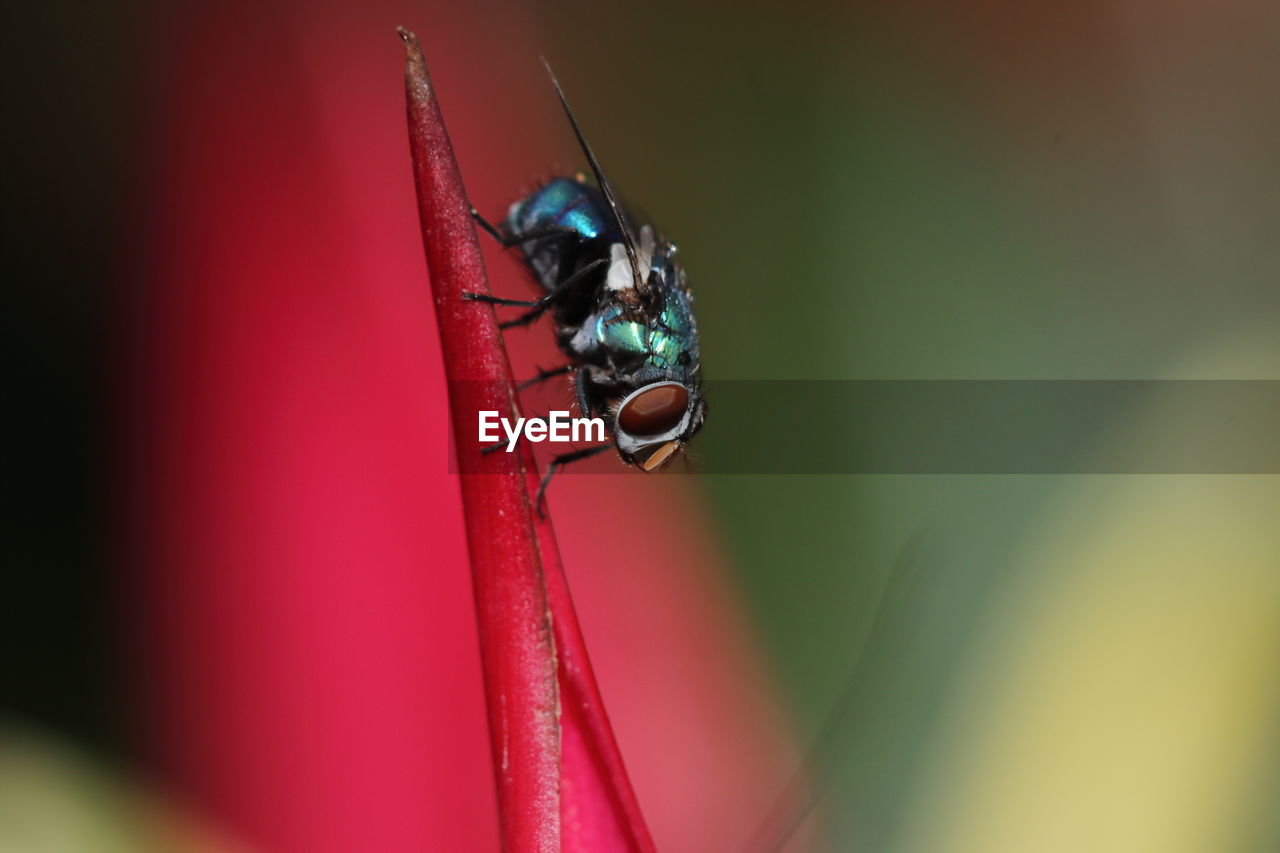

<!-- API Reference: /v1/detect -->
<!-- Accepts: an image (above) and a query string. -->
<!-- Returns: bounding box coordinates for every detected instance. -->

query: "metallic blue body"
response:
[508,176,608,241]
[504,177,701,382]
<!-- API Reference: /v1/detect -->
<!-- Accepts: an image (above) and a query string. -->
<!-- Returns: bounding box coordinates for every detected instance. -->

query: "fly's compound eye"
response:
[617,384,689,436]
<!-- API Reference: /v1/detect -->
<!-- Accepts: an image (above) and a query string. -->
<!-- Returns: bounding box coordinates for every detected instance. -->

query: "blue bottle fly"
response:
[465,65,705,503]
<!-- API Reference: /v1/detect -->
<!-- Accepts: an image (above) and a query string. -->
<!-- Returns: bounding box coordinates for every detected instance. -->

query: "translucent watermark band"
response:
[447,380,1280,474]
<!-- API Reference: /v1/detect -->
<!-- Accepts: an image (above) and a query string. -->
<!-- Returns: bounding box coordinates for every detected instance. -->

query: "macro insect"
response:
[465,65,706,506]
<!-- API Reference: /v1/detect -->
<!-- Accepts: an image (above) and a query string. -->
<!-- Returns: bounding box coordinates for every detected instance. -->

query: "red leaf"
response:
[399,29,655,851]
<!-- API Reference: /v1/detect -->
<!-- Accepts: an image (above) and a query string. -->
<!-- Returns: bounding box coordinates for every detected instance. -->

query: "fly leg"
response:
[575,369,593,418]
[517,364,574,391]
[535,443,611,517]
[490,257,609,329]
[479,404,553,453]
[470,208,507,244]
[464,211,600,319]
[461,251,604,316]
[470,208,578,250]
[576,365,622,419]
[461,292,543,308]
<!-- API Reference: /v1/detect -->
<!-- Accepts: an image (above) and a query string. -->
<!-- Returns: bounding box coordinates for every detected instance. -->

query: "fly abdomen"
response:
[504,177,617,294]
[507,177,612,243]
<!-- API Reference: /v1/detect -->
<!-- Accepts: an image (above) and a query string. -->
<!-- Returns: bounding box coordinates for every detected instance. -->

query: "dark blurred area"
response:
[2,0,146,756]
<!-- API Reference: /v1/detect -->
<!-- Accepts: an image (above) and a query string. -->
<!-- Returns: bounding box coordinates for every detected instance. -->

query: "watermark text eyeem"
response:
[478,411,605,451]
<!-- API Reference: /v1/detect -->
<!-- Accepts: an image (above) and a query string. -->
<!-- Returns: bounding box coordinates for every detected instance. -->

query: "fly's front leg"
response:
[535,443,611,517]
[518,364,574,391]
[575,369,594,419]
[478,406,552,456]
[577,365,619,419]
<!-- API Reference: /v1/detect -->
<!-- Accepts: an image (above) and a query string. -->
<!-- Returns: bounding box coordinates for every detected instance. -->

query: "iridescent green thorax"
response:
[592,284,697,372]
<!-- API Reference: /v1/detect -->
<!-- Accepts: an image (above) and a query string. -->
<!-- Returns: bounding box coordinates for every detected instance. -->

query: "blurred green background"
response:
[538,1,1279,851]
[4,0,1278,851]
